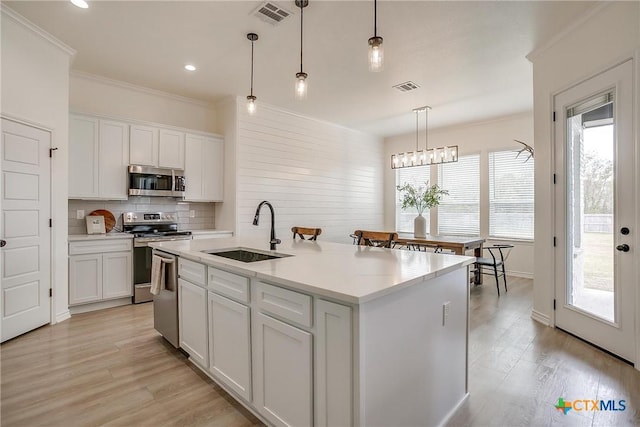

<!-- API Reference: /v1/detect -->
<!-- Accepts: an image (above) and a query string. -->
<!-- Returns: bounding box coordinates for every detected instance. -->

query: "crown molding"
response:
[70,70,214,108]
[526,2,611,62]
[1,4,75,57]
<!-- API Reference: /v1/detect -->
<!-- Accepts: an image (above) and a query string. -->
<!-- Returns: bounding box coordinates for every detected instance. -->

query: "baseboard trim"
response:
[438,392,469,427]
[531,309,551,326]
[506,270,533,279]
[55,310,71,324]
[69,297,132,315]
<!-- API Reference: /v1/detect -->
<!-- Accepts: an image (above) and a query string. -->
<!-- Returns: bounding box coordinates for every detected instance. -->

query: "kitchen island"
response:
[151,237,474,427]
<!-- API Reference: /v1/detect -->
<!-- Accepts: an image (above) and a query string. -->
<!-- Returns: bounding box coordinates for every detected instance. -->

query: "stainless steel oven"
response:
[123,212,191,303]
[128,165,186,198]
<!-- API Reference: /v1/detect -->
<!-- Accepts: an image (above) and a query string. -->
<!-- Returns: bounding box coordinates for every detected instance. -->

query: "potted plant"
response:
[396,181,448,238]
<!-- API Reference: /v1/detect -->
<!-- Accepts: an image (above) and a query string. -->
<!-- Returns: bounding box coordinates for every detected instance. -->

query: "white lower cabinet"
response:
[207,292,251,401]
[69,254,103,304]
[68,239,132,306]
[315,300,353,427]
[253,312,313,427]
[180,262,353,426]
[178,278,208,368]
[103,252,134,299]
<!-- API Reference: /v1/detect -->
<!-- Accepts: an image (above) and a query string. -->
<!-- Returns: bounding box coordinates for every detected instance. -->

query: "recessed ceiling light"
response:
[70,0,88,9]
[184,64,196,72]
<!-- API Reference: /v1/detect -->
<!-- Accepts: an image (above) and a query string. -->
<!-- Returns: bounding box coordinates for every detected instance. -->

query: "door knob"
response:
[0,239,5,247]
[616,244,630,252]
[620,227,630,235]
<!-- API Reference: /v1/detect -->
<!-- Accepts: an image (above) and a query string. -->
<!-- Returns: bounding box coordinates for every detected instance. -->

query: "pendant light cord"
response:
[425,108,428,150]
[415,110,419,151]
[300,3,304,74]
[374,0,377,37]
[250,40,255,96]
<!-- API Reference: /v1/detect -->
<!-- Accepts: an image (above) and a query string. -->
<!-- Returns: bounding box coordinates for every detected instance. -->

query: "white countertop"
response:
[69,233,134,241]
[150,237,474,304]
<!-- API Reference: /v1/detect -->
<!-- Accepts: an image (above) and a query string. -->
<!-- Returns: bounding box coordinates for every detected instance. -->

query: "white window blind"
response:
[438,154,480,235]
[395,166,431,233]
[489,151,534,239]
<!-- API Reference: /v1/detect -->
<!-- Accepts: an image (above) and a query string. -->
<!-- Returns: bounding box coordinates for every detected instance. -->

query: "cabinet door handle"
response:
[0,239,6,247]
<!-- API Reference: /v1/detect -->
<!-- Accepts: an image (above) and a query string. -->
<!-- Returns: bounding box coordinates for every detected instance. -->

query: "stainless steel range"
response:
[123,212,192,303]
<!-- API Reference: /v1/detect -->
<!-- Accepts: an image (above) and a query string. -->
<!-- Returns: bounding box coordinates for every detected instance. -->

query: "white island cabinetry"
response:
[153,237,472,427]
[178,258,208,368]
[207,267,252,401]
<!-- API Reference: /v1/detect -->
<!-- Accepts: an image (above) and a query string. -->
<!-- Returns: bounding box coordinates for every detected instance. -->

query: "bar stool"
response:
[291,227,322,241]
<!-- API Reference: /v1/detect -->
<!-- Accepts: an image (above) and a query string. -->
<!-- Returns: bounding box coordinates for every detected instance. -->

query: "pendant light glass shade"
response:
[295,0,309,100]
[368,0,383,71]
[391,106,459,169]
[247,95,257,115]
[368,37,384,72]
[295,72,308,100]
[246,33,258,115]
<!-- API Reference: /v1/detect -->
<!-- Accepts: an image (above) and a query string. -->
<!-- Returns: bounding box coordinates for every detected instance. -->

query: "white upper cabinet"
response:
[185,134,223,202]
[69,115,99,198]
[158,129,185,169]
[69,114,129,200]
[130,125,185,169]
[129,125,158,167]
[98,120,129,200]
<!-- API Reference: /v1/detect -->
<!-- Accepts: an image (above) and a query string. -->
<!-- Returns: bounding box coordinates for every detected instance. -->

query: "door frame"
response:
[551,55,639,367]
[1,113,56,327]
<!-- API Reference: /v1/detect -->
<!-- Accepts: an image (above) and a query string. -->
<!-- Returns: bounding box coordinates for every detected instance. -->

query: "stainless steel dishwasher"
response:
[152,249,179,347]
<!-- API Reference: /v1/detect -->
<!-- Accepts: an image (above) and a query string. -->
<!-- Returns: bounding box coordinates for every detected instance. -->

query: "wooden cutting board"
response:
[88,209,116,233]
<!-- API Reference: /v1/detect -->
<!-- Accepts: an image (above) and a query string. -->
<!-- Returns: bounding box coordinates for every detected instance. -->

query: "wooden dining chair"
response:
[352,230,399,248]
[474,244,513,296]
[291,226,322,241]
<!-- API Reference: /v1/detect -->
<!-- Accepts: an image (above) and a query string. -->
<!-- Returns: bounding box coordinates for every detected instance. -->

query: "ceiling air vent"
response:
[252,2,292,25]
[393,81,421,93]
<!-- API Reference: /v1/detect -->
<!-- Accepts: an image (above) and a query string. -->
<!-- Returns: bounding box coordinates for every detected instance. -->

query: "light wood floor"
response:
[2,277,639,426]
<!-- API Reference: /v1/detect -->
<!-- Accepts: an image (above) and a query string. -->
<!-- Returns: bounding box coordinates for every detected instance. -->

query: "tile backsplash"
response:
[68,197,215,235]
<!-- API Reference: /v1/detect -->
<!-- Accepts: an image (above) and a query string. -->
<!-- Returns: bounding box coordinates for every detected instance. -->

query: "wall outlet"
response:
[442,301,450,326]
[189,210,196,218]
[76,209,85,219]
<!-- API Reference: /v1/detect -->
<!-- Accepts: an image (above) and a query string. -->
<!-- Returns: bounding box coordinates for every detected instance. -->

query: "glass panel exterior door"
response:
[554,60,635,363]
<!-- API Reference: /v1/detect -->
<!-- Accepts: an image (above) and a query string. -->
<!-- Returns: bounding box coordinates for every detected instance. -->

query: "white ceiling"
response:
[5,0,596,137]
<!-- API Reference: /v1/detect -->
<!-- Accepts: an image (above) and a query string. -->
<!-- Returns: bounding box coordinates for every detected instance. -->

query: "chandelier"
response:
[391,106,458,169]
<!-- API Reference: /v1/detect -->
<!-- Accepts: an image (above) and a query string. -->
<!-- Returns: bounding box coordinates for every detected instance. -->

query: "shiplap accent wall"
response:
[234,101,384,244]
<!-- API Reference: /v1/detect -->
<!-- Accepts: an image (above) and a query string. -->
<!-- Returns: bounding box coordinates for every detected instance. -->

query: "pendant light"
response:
[294,0,309,100]
[368,0,383,72]
[391,106,458,169]
[246,33,258,115]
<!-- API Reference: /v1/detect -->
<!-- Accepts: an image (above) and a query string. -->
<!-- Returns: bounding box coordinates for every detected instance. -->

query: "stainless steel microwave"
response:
[128,165,185,197]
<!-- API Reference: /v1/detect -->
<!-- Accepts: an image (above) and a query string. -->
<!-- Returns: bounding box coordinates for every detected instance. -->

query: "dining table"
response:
[395,233,486,284]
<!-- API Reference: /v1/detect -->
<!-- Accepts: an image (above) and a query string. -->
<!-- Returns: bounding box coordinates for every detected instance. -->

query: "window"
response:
[489,151,534,239]
[395,166,430,233]
[437,154,480,235]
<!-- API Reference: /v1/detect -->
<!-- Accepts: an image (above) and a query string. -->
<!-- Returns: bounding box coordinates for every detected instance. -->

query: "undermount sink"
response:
[203,248,292,263]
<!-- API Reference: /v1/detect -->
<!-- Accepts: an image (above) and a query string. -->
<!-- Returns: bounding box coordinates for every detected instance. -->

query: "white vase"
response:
[414,213,427,238]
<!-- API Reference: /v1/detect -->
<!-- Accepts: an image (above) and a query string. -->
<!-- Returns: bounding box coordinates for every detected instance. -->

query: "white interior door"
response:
[1,118,51,342]
[554,60,635,362]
